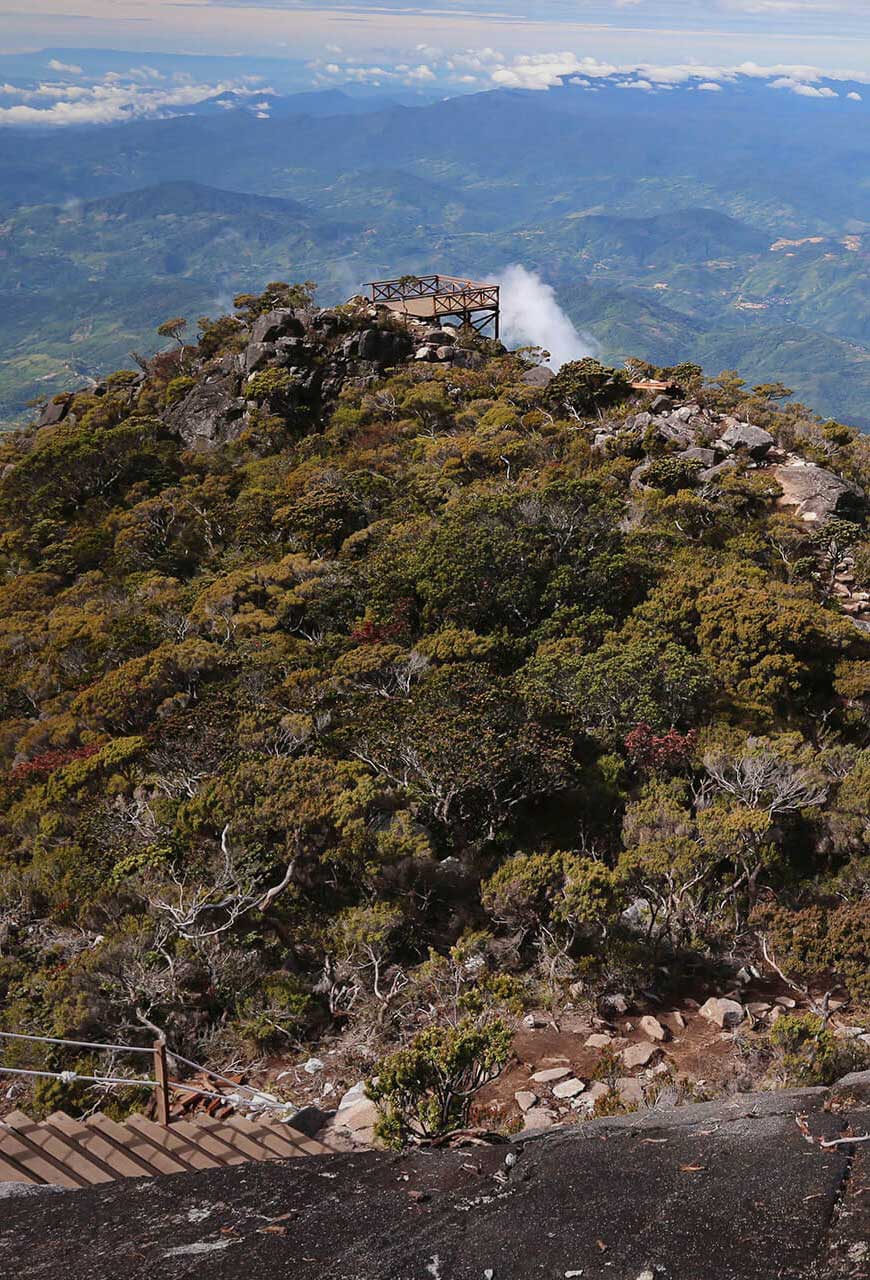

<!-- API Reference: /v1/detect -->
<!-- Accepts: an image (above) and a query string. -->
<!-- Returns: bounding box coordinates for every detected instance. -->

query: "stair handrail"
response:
[0,1030,297,1123]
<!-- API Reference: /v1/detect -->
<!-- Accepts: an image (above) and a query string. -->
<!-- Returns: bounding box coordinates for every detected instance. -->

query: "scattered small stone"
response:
[515,1090,538,1113]
[504,1152,517,1168]
[601,993,629,1015]
[670,1011,686,1030]
[618,1077,645,1106]
[585,1033,613,1049]
[776,996,797,1009]
[623,1042,661,1070]
[747,1002,772,1016]
[552,1078,586,1100]
[586,1082,611,1103]
[302,1057,325,1075]
[522,1106,555,1132]
[531,1067,571,1084]
[639,1016,668,1043]
[523,1013,546,1029]
[699,997,745,1029]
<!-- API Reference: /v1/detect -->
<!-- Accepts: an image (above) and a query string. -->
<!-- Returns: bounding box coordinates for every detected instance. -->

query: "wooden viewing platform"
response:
[367,274,500,338]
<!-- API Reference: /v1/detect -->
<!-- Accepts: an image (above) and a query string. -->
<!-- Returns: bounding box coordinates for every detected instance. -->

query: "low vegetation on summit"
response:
[0,282,868,1135]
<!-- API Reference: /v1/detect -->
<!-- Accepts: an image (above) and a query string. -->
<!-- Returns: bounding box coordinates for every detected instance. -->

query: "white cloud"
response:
[697,82,724,91]
[0,78,275,128]
[848,90,863,100]
[47,59,82,75]
[769,75,838,96]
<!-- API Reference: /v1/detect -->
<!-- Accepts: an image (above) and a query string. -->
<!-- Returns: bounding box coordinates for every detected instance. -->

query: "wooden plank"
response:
[171,1119,250,1165]
[47,1112,156,1180]
[4,1111,114,1186]
[84,1113,189,1176]
[216,1116,304,1160]
[189,1116,276,1161]
[125,1114,222,1172]
[227,1117,332,1159]
[0,1122,88,1189]
[0,1144,45,1185]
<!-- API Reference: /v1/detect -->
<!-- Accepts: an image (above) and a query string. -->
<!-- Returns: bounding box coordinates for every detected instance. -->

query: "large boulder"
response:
[450,348,487,371]
[699,997,745,1029]
[243,342,276,374]
[250,308,305,346]
[522,365,554,388]
[678,446,717,467]
[718,419,775,460]
[166,371,246,450]
[654,408,703,448]
[772,462,864,523]
[37,394,74,428]
[357,328,412,364]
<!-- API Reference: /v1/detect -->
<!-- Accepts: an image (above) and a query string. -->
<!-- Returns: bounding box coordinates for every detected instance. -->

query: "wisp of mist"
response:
[496,265,598,369]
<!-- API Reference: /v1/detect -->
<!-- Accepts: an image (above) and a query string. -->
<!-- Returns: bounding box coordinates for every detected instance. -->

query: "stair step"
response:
[219,1115,331,1159]
[0,1143,45,1185]
[169,1119,251,1165]
[0,1117,89,1189]
[125,1114,223,1172]
[189,1116,278,1161]
[5,1110,117,1187]
[47,1112,156,1180]
[83,1113,191,1177]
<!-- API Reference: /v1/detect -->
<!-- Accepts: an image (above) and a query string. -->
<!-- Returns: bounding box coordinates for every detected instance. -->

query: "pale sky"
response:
[4,1,870,70]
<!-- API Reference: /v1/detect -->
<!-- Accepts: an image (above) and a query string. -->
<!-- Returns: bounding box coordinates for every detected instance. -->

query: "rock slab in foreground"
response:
[2,1080,867,1280]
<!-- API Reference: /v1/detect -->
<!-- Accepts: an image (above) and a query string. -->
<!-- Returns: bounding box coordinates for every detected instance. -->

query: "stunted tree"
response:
[157,317,188,350]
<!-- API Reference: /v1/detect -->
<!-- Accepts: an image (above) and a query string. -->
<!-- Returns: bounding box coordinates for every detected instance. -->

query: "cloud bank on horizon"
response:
[0,49,866,127]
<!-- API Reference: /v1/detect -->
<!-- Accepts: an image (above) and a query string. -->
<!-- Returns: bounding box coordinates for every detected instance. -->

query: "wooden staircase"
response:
[0,1108,331,1189]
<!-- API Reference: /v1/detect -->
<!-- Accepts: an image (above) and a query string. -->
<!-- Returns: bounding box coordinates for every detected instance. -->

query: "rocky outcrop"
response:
[37,393,74,429]
[718,419,775,459]
[163,306,498,451]
[772,461,864,523]
[6,1075,868,1280]
[166,368,246,450]
[249,308,305,346]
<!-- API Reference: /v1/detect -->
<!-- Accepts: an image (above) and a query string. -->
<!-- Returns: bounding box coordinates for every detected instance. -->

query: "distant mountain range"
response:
[2,77,870,427]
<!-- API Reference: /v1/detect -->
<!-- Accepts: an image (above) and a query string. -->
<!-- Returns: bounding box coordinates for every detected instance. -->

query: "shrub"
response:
[367,1018,512,1148]
[769,1013,867,1086]
[164,376,196,407]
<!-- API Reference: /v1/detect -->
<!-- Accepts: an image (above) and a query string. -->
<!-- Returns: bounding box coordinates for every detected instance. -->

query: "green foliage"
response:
[547,358,633,416]
[367,1018,512,1147]
[769,1013,867,1087]
[165,376,196,407]
[246,367,297,403]
[481,852,622,940]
